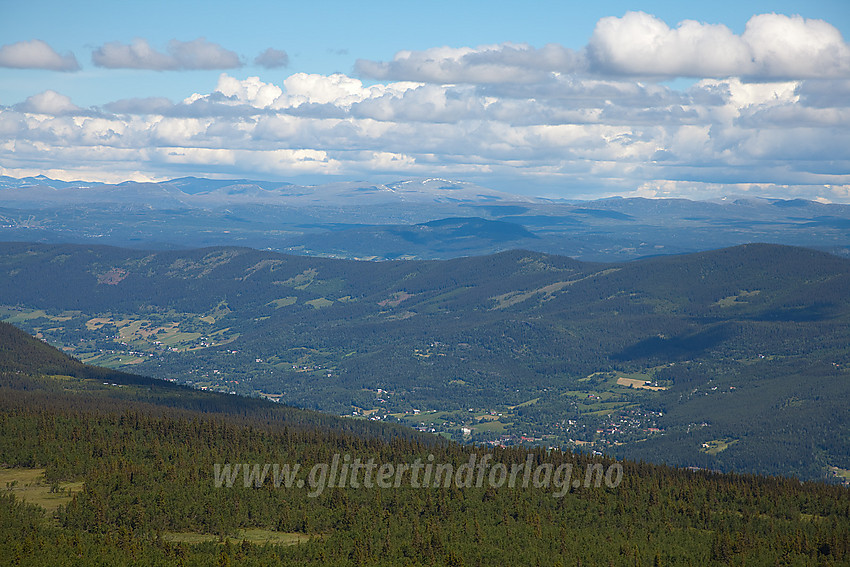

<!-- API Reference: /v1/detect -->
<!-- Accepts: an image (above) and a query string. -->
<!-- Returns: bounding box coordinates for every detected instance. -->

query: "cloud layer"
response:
[1,12,849,201]
[254,48,289,69]
[356,43,585,84]
[92,38,242,70]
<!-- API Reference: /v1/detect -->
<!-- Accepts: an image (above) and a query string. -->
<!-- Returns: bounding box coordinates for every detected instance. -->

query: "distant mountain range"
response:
[1,175,849,261]
[0,175,535,208]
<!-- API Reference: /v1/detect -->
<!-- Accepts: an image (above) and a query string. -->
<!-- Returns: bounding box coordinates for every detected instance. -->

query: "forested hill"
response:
[1,242,849,481]
[1,312,850,565]
[0,320,426,443]
[0,318,87,375]
[1,240,846,313]
[0,240,846,312]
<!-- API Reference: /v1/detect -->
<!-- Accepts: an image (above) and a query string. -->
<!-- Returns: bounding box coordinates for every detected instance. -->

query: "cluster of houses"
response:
[483,435,543,447]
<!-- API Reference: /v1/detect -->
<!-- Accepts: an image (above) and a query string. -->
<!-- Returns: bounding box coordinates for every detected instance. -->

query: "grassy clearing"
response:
[162,530,311,546]
[560,389,595,397]
[472,420,507,433]
[0,468,82,512]
[278,268,318,289]
[80,353,148,366]
[701,438,739,455]
[616,376,667,391]
[268,297,297,309]
[828,466,850,484]
[489,289,540,310]
[489,272,620,310]
[378,291,414,308]
[489,280,576,310]
[581,369,669,391]
[556,371,666,416]
[415,286,473,311]
[715,289,761,307]
[476,414,501,421]
[0,308,76,324]
[305,298,334,309]
[115,319,149,339]
[86,316,134,331]
[583,401,638,416]
[157,330,203,347]
[82,314,234,353]
[509,398,540,409]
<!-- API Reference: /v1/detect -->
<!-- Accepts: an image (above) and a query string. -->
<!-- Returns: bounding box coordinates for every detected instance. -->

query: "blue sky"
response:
[1,0,849,201]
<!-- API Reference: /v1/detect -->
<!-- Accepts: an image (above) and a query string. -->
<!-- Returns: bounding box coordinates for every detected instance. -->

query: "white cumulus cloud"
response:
[587,12,753,78]
[0,40,79,71]
[14,90,82,115]
[587,12,850,79]
[743,13,850,79]
[214,75,283,108]
[358,12,850,83]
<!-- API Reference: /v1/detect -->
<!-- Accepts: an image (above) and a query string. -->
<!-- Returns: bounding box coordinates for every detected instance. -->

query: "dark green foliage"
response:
[0,321,432,446]
[1,242,850,480]
[1,326,849,565]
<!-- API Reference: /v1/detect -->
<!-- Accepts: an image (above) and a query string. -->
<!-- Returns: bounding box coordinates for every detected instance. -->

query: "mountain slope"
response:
[1,318,849,566]
[0,320,427,442]
[1,242,849,480]
[291,217,540,259]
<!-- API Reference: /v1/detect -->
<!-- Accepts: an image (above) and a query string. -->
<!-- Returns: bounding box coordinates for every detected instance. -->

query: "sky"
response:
[1,0,849,201]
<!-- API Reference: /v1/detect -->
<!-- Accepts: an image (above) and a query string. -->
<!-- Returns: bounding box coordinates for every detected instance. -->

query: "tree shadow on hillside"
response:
[751,303,836,322]
[612,325,732,362]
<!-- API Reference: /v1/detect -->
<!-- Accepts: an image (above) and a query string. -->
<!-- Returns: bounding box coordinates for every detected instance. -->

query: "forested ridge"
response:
[0,321,428,443]
[1,321,850,565]
[1,242,849,480]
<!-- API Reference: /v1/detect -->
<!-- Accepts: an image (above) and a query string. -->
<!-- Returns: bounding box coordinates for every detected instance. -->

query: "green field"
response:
[700,438,739,455]
[0,468,81,512]
[163,529,312,546]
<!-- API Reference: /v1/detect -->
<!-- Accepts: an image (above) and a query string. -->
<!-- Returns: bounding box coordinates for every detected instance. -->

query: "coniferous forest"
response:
[2,242,850,482]
[1,321,849,566]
